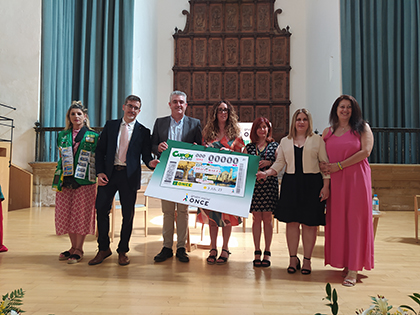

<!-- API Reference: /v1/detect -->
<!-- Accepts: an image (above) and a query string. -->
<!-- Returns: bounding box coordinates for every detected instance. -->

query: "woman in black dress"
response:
[245,117,278,267]
[256,109,329,274]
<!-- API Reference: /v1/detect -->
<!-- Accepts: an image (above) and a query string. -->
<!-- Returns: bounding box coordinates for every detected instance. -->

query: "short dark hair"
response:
[124,95,142,107]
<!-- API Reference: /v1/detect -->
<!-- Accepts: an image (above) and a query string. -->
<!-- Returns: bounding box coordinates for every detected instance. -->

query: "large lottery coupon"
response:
[145,140,259,217]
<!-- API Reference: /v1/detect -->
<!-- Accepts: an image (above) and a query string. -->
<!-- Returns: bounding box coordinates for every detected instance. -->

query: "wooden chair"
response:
[184,206,205,252]
[134,189,149,237]
[242,217,247,232]
[111,188,149,241]
[415,195,420,243]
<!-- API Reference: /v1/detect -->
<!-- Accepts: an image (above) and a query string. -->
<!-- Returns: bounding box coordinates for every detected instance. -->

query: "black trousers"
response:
[95,168,137,253]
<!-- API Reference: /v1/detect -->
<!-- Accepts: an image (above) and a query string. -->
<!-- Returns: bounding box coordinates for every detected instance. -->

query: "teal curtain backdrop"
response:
[340,0,420,163]
[40,0,134,161]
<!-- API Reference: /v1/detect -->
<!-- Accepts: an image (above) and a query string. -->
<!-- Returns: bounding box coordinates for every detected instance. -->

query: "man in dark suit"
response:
[152,91,202,263]
[89,95,158,266]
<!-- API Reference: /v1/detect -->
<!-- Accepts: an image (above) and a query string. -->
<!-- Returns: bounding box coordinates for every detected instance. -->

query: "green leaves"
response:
[408,293,420,306]
[326,282,331,297]
[1,288,25,314]
[315,283,339,315]
[316,284,420,315]
[400,292,420,315]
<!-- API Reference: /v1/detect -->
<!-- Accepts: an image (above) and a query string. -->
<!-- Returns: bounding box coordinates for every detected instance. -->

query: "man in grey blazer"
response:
[151,91,202,263]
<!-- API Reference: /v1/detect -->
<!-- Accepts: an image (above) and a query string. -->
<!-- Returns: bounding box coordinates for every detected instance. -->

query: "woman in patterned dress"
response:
[196,100,245,264]
[257,109,330,274]
[244,117,279,267]
[52,101,98,264]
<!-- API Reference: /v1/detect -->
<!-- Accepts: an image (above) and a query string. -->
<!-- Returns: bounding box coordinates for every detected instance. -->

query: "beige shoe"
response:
[343,270,357,287]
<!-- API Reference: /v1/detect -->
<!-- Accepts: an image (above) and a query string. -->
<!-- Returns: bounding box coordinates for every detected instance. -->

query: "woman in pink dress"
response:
[53,101,98,264]
[196,100,244,264]
[321,95,374,287]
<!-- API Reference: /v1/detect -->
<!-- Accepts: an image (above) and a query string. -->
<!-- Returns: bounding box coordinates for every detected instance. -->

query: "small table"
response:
[373,211,383,239]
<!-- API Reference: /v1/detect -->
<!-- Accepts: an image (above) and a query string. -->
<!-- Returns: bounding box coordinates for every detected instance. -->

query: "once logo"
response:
[188,196,210,207]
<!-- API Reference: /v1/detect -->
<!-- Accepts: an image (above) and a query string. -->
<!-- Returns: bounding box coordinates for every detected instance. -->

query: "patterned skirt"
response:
[196,209,242,227]
[55,184,96,235]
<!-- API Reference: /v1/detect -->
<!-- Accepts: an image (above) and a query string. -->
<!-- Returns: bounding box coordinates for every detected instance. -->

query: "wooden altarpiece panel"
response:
[173,0,291,141]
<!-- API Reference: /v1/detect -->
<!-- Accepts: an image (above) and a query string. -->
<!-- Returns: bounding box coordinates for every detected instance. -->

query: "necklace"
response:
[256,143,269,171]
[256,143,267,157]
[257,142,266,151]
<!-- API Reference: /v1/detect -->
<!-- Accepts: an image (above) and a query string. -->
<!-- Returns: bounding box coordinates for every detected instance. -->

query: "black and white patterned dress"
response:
[246,141,279,213]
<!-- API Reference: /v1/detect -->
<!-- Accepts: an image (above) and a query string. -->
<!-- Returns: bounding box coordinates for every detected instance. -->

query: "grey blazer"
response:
[151,115,202,158]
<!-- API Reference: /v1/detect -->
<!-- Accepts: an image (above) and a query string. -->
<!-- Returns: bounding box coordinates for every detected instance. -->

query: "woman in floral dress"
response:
[197,100,244,264]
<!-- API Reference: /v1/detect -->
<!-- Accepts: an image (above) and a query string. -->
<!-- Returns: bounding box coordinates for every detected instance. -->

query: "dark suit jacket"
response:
[151,115,202,157]
[96,119,154,190]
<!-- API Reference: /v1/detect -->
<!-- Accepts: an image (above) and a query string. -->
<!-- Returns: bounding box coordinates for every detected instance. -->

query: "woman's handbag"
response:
[62,176,81,189]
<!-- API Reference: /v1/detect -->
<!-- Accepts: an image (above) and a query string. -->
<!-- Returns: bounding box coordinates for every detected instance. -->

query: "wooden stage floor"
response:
[1,198,419,314]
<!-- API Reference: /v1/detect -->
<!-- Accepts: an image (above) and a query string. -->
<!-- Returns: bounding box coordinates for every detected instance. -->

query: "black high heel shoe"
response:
[253,250,262,267]
[287,255,301,274]
[301,257,311,275]
[261,251,271,267]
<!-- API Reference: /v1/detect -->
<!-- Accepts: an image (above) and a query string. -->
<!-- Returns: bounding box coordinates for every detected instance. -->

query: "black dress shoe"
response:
[176,247,189,263]
[154,247,173,262]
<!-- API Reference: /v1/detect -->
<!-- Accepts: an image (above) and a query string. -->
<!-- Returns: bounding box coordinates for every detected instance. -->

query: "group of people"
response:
[53,92,374,287]
[253,95,374,287]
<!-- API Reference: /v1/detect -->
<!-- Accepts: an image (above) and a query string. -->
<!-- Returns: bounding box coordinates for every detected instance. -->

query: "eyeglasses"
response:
[217,108,229,113]
[125,103,140,111]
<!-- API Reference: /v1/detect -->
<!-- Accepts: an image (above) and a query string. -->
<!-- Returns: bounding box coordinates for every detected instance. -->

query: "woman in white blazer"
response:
[256,109,330,275]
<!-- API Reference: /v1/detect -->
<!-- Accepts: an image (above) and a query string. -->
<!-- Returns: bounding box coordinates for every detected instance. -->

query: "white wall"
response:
[304,0,341,132]
[133,0,158,130]
[155,0,190,119]
[276,0,307,122]
[275,0,341,132]
[0,0,41,171]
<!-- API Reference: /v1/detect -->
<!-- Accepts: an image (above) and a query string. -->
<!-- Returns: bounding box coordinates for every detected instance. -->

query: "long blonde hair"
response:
[202,100,240,142]
[64,101,91,130]
[287,108,314,139]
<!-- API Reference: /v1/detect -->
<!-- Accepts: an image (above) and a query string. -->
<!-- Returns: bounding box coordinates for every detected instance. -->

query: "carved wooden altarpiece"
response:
[173,0,291,141]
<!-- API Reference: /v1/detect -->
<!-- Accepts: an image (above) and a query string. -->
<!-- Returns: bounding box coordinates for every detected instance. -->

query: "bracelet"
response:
[337,161,343,170]
[264,171,267,177]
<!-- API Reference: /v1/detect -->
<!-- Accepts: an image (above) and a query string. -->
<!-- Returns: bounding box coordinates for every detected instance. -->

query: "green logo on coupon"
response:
[172,150,193,160]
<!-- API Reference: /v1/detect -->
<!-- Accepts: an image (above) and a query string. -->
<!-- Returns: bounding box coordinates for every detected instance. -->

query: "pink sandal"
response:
[342,270,357,287]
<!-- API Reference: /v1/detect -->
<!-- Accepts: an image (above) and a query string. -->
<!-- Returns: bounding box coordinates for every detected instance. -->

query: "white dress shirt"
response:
[114,119,136,165]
